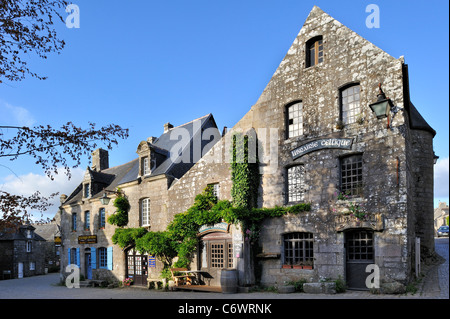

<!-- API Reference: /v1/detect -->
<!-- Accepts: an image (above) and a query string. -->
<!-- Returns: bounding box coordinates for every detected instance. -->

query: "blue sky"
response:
[0,0,448,220]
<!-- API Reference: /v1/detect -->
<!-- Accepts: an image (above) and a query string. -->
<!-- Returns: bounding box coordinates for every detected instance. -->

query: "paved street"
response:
[0,238,447,300]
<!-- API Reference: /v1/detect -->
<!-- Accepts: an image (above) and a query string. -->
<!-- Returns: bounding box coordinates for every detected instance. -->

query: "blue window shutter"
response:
[68,248,71,265]
[76,247,80,268]
[107,247,113,270]
[91,247,96,269]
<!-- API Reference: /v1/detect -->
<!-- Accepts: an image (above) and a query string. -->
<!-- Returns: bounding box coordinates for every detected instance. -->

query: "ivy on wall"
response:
[110,132,311,280]
[107,190,130,227]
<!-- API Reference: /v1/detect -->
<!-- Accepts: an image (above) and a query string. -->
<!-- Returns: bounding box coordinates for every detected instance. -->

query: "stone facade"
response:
[59,6,435,290]
[0,225,47,279]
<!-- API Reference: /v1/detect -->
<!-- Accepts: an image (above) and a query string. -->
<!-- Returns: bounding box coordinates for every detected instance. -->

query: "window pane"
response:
[340,155,363,197]
[287,165,306,202]
[287,102,303,138]
[341,85,361,124]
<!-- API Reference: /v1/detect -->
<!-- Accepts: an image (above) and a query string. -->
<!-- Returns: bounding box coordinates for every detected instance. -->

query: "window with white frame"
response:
[286,102,303,138]
[141,198,150,227]
[26,240,32,253]
[287,165,306,203]
[142,156,150,176]
[208,183,220,200]
[341,84,361,125]
[29,262,35,270]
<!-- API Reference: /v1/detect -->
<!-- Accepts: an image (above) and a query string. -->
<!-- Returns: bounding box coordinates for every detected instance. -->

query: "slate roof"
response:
[62,113,219,206]
[409,102,436,137]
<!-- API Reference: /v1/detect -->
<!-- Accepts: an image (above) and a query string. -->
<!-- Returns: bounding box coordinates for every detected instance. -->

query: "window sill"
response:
[282,265,313,270]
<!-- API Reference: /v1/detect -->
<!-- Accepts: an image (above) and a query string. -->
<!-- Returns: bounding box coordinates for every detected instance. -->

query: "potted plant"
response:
[122,277,133,287]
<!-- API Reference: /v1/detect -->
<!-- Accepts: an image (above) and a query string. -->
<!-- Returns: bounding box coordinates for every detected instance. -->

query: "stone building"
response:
[60,6,436,290]
[434,202,449,231]
[0,224,46,279]
[59,114,220,284]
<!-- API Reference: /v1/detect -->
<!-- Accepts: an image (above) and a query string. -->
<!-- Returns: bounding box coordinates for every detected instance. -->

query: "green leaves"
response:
[107,192,130,227]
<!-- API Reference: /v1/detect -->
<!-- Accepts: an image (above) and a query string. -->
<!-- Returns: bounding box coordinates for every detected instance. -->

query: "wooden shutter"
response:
[107,247,113,270]
[91,247,96,269]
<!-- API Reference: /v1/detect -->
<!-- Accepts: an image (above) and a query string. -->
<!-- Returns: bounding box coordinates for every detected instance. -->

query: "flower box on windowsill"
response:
[282,265,313,270]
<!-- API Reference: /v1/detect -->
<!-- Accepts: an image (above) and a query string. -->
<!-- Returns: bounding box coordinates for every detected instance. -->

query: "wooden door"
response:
[126,248,148,286]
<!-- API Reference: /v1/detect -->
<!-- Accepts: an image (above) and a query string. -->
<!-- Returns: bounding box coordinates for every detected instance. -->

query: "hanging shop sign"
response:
[291,138,354,159]
[198,222,230,236]
[78,235,97,244]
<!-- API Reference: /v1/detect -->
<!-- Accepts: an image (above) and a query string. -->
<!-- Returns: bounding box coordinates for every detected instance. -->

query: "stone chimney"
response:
[164,122,174,133]
[91,148,109,172]
[147,136,157,144]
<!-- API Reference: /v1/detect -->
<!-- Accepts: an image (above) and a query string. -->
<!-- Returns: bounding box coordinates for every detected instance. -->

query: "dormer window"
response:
[142,157,150,176]
[84,183,90,198]
[306,36,323,68]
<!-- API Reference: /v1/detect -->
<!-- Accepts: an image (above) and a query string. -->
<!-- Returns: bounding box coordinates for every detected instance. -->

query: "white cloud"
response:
[0,100,36,127]
[0,167,85,221]
[434,157,449,198]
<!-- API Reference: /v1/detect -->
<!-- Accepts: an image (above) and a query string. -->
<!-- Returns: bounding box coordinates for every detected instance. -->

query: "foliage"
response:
[231,133,259,209]
[334,276,347,293]
[286,278,307,292]
[111,227,148,249]
[107,191,130,227]
[135,231,177,267]
[109,132,310,275]
[0,0,69,83]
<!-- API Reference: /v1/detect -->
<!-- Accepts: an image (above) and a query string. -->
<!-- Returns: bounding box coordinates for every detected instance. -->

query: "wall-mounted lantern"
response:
[369,83,394,119]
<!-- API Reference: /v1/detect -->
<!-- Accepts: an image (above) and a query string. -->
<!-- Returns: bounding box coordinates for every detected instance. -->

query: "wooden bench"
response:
[170,268,196,286]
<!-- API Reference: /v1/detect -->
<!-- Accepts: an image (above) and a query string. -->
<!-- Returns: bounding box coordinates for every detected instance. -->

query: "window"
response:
[283,232,314,267]
[142,157,150,176]
[98,247,107,268]
[99,208,105,229]
[287,165,306,203]
[208,183,220,199]
[306,36,323,67]
[71,248,78,266]
[29,262,35,271]
[84,211,90,230]
[141,198,150,227]
[340,84,361,125]
[286,101,303,138]
[209,241,233,269]
[84,183,90,198]
[72,213,77,231]
[340,155,363,197]
[26,241,32,253]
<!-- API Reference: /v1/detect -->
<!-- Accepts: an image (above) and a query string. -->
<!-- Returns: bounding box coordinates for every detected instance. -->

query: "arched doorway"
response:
[198,231,234,286]
[125,247,148,286]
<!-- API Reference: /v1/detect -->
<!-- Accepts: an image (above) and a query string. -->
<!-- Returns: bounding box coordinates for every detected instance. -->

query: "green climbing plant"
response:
[107,190,130,227]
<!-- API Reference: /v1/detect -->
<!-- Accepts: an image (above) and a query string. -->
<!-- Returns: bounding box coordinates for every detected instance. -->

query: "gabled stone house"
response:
[59,114,220,284]
[60,6,436,290]
[0,224,46,279]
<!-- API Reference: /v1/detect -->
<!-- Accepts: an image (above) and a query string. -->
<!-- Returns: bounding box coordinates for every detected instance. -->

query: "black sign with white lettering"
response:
[291,138,353,159]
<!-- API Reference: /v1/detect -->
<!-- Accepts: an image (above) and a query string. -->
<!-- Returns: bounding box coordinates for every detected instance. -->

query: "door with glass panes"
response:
[126,247,148,286]
[199,232,234,286]
[345,230,374,290]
